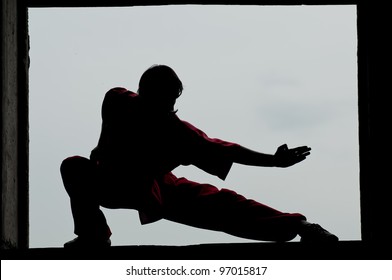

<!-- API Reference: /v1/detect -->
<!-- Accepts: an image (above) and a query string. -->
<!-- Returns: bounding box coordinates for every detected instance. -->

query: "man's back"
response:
[92,87,186,178]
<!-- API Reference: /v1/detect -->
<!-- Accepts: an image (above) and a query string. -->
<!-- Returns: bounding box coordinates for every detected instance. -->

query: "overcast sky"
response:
[28,4,359,248]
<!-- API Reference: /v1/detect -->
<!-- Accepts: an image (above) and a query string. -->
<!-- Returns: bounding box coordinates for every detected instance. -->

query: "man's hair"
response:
[138,64,183,99]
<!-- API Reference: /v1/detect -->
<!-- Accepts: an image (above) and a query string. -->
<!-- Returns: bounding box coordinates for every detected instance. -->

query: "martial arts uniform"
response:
[61,87,305,243]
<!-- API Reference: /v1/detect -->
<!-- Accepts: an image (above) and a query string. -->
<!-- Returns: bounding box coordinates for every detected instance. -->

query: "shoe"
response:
[299,223,339,243]
[64,236,111,249]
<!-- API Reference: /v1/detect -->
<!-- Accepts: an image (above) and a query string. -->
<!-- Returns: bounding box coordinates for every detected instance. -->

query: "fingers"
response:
[291,145,311,152]
[278,144,310,154]
[290,146,311,156]
[287,146,311,166]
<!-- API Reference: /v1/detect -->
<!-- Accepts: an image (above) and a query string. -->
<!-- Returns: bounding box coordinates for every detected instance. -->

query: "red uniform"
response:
[61,87,305,242]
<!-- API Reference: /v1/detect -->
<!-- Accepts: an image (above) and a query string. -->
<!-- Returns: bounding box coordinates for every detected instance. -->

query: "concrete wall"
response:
[1,0,29,249]
[357,2,390,243]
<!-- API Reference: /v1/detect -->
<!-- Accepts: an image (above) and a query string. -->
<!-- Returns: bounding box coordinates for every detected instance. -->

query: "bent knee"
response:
[60,156,90,185]
[60,156,88,173]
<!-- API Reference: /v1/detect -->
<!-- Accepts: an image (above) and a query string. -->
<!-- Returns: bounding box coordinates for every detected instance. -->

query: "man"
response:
[61,64,338,248]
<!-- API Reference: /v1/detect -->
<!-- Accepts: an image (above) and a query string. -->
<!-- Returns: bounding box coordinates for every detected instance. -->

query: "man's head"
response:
[138,64,183,113]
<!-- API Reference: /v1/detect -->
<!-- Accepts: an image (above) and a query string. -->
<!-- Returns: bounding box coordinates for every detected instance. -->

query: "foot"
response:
[299,222,339,243]
[64,236,111,249]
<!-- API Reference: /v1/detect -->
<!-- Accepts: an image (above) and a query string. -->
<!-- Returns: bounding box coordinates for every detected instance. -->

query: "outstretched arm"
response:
[231,144,311,168]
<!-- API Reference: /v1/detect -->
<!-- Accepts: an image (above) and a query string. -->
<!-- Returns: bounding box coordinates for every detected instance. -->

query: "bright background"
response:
[28,5,359,247]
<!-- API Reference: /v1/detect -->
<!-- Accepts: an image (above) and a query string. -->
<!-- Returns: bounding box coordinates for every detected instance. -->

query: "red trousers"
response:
[61,156,306,242]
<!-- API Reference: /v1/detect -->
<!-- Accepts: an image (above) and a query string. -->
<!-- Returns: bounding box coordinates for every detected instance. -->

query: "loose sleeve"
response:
[180,119,241,180]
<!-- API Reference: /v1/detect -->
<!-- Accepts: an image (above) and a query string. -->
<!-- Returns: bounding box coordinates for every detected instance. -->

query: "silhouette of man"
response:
[61,64,338,248]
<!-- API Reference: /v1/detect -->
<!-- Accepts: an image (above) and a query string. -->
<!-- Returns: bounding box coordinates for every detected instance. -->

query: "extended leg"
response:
[159,174,306,242]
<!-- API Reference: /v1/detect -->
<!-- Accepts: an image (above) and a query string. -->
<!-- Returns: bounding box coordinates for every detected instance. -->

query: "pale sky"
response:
[28,4,359,248]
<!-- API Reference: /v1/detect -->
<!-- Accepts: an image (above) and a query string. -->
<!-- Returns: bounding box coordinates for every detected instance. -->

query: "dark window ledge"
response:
[2,241,390,260]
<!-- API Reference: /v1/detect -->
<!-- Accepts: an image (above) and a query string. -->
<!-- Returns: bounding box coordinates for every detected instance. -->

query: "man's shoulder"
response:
[103,87,138,105]
[105,87,137,98]
[101,87,138,117]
